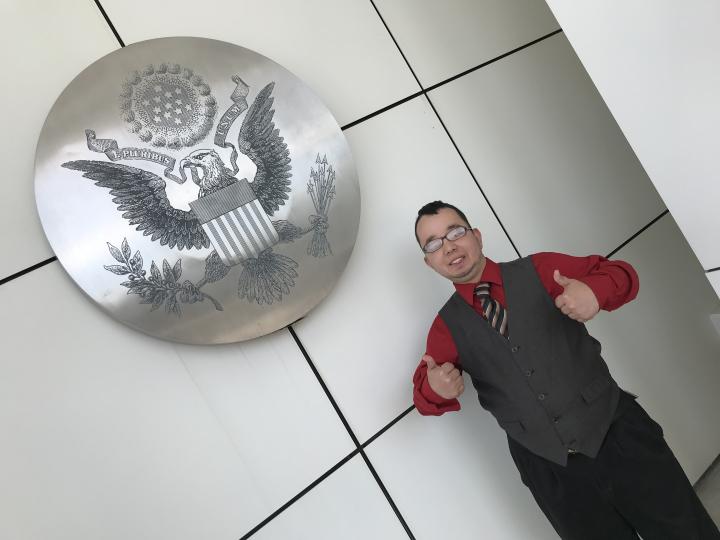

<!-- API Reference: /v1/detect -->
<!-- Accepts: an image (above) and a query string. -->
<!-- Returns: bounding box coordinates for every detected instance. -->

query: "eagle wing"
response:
[62,160,210,250]
[237,82,292,215]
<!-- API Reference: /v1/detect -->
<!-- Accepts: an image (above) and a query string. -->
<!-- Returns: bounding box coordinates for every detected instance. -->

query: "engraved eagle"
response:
[63,82,311,305]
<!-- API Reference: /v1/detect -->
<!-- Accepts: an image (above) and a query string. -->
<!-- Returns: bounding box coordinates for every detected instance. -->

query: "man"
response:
[412,200,719,539]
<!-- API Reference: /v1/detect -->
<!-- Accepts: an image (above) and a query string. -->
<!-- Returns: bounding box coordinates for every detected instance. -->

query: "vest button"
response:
[524,369,534,377]
[553,416,560,423]
[511,346,520,353]
[538,393,547,401]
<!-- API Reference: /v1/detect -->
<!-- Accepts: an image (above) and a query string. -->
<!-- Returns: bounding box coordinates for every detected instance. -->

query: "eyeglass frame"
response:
[421,225,472,254]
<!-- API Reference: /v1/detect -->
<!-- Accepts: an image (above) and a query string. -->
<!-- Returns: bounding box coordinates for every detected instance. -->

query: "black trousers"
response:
[508,394,720,539]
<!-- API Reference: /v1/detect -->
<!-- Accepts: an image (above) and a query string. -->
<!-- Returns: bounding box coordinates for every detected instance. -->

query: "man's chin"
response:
[445,262,480,283]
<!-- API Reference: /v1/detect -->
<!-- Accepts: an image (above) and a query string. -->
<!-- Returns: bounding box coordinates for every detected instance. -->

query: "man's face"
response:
[416,208,485,284]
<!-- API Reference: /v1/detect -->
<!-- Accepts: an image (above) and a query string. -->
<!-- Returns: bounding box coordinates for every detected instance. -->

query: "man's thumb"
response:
[422,355,437,369]
[553,269,571,287]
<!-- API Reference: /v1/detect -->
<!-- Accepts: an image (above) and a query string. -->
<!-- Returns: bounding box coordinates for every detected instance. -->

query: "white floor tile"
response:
[294,96,518,442]
[0,263,353,540]
[100,0,420,126]
[0,1,119,279]
[585,214,720,482]
[375,0,559,87]
[365,406,557,540]
[429,33,666,257]
[252,455,408,540]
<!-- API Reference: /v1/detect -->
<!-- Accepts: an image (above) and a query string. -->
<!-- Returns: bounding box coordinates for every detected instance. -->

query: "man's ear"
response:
[424,255,431,268]
[473,228,482,249]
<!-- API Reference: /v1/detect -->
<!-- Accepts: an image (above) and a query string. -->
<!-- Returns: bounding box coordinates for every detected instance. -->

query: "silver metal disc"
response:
[35,37,360,344]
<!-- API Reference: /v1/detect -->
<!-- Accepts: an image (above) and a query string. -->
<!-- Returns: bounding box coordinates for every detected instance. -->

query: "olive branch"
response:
[104,238,225,316]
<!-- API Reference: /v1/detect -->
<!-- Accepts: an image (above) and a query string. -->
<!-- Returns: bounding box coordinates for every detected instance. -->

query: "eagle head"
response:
[180,149,236,196]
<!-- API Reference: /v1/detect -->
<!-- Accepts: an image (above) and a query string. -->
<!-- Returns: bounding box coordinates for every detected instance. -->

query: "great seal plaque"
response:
[35,37,360,344]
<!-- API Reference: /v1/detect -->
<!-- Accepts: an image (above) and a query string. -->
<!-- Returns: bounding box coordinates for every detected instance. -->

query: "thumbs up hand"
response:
[553,269,600,323]
[423,355,464,399]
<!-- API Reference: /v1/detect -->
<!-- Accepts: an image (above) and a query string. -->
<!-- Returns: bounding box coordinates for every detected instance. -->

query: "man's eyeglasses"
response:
[422,226,470,253]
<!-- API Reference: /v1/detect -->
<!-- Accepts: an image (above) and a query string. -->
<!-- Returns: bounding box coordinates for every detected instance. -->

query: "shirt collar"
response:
[454,257,502,304]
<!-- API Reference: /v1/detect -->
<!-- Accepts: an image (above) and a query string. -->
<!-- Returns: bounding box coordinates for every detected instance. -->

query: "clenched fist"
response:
[424,355,464,399]
[553,269,600,323]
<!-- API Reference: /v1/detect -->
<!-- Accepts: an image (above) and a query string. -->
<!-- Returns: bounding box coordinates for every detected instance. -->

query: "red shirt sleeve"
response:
[530,252,639,311]
[412,315,462,416]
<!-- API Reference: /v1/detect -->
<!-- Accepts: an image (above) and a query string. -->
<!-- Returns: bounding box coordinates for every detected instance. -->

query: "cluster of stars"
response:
[140,84,193,126]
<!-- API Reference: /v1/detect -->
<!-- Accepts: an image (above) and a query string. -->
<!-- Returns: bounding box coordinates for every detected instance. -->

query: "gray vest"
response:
[439,256,620,466]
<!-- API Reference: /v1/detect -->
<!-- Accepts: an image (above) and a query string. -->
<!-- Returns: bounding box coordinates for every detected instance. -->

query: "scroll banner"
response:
[213,75,250,175]
[84,129,187,184]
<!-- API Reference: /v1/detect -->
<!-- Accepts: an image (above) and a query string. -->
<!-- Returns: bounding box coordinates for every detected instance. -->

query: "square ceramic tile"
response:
[173,332,355,500]
[374,0,559,87]
[100,0,420,126]
[584,214,720,482]
[365,406,557,540]
[0,1,119,280]
[544,1,720,271]
[428,32,666,257]
[252,455,408,540]
[0,263,353,540]
[294,96,518,442]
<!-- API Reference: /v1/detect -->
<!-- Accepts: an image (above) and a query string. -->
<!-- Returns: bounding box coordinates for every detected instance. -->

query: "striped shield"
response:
[189,179,279,266]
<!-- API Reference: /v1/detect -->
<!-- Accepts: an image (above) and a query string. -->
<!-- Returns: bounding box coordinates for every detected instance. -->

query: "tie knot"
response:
[474,282,491,298]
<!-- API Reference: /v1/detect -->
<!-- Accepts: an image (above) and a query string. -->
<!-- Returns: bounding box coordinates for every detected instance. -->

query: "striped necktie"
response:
[474,282,509,338]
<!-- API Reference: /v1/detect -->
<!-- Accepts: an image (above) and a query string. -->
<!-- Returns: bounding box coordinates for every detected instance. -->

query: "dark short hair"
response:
[414,201,471,245]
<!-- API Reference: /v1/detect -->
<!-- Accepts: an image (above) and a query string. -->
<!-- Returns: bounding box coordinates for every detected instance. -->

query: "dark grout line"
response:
[237,392,420,538]
[288,326,362,446]
[341,90,424,131]
[362,405,415,449]
[287,326,416,539]
[238,449,360,539]
[0,256,57,287]
[706,267,720,274]
[368,0,425,90]
[422,93,523,258]
[357,449,416,539]
[340,29,563,133]
[605,209,669,259]
[93,0,125,47]
[424,29,564,94]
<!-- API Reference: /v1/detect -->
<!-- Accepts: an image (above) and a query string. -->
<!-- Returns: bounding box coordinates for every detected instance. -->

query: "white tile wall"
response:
[428,33,667,257]
[0,264,353,539]
[585,215,720,482]
[373,0,559,88]
[365,406,557,540]
[0,1,119,280]
[173,333,355,505]
[252,456,409,540]
[100,0,420,126]
[544,1,720,272]
[294,96,517,442]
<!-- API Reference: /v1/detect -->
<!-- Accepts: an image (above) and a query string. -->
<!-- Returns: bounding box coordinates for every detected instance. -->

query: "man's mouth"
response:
[449,255,465,267]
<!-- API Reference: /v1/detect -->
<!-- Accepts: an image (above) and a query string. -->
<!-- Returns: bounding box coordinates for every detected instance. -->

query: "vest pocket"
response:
[581,375,611,403]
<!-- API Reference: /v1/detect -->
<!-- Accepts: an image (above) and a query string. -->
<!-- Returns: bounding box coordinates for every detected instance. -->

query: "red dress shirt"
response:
[412,252,639,416]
